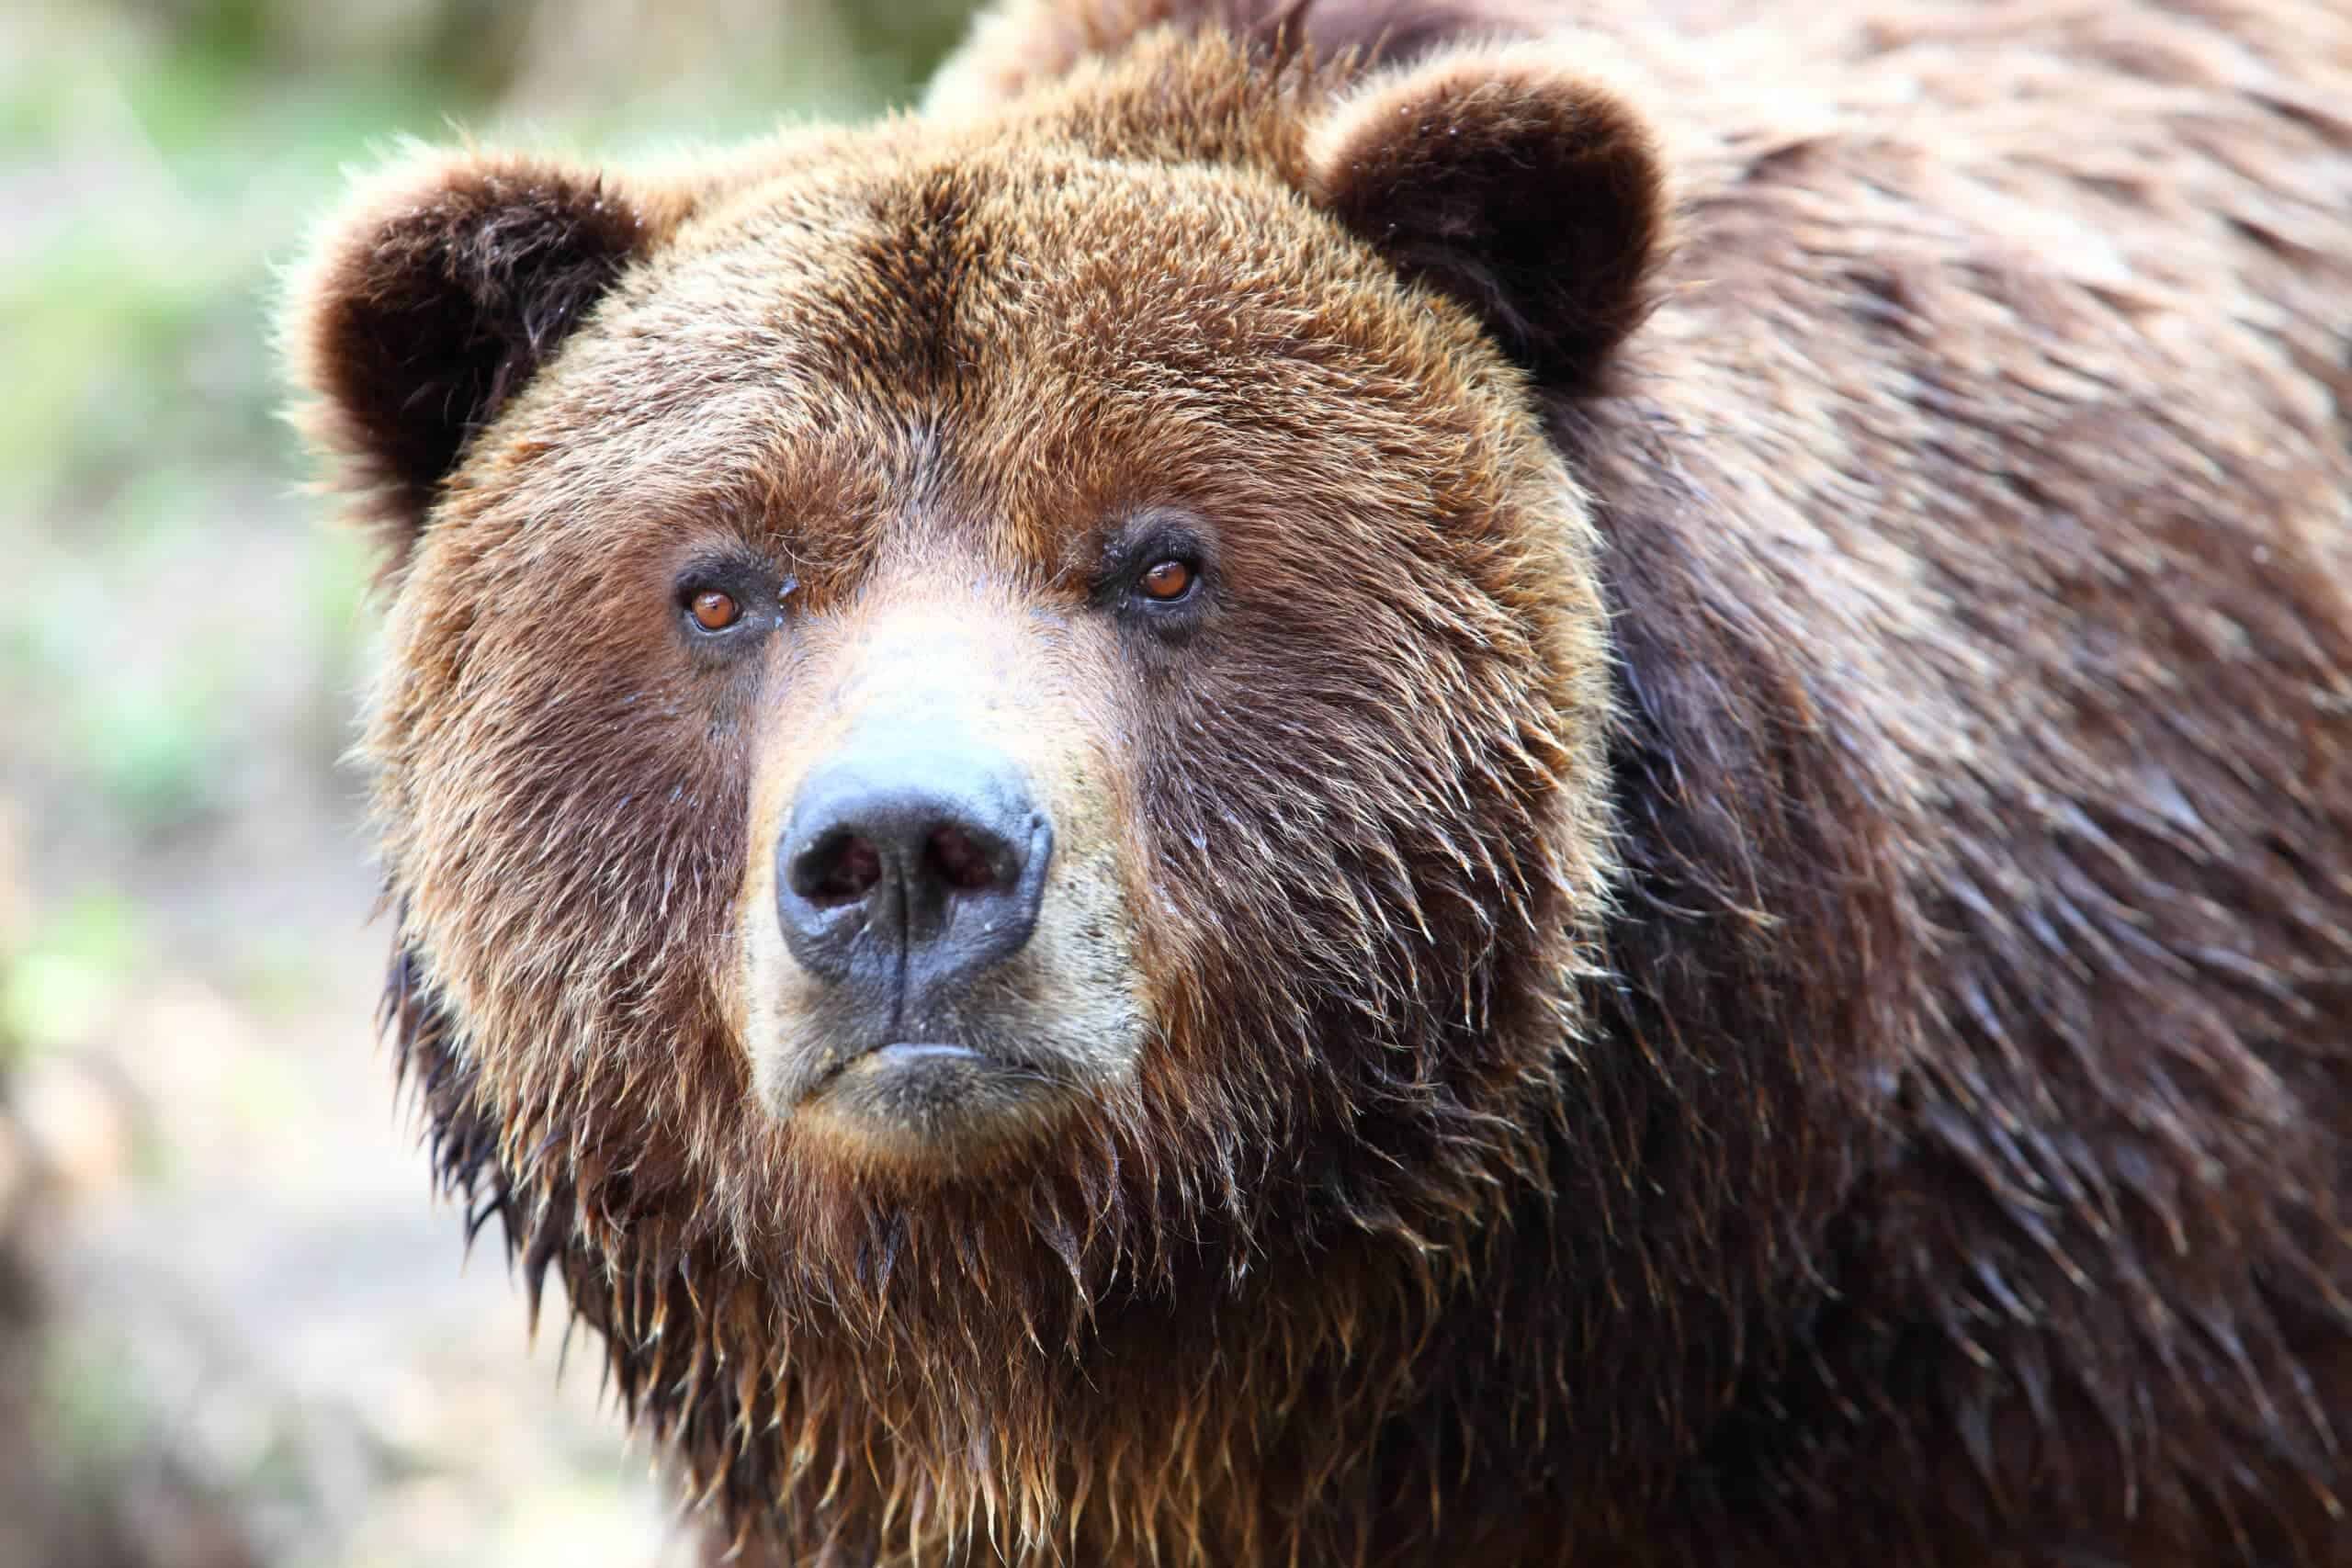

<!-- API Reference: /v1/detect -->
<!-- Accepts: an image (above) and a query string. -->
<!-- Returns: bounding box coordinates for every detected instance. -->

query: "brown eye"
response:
[1138,559,1195,602]
[688,589,741,631]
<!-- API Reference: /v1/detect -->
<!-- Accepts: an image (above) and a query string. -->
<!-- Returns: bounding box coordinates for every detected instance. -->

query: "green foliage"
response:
[0,893,142,1065]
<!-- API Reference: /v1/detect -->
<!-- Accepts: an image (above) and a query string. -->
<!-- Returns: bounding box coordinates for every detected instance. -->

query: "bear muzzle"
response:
[763,733,1081,1145]
[735,589,1148,1157]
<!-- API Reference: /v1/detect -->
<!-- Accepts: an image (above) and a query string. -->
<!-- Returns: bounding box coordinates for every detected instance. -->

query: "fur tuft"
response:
[924,0,1562,118]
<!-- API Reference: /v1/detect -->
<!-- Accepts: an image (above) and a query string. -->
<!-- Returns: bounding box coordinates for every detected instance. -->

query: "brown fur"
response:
[282,2,2352,1563]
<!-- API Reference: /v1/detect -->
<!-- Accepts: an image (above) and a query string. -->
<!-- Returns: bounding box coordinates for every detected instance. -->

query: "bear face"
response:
[288,28,1665,1558]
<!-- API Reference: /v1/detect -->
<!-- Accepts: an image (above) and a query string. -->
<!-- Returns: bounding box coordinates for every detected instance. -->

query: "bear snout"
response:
[731,588,1151,1162]
[757,732,1078,1147]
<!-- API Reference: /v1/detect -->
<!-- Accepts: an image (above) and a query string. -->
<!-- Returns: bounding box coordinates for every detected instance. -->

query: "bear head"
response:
[284,24,1666,1557]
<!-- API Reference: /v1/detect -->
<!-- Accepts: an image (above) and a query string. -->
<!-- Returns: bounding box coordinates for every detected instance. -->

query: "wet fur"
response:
[288,2,2352,1563]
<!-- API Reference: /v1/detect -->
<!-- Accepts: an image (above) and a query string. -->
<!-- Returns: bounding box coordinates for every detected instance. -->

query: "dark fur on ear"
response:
[284,151,672,561]
[1304,45,1667,390]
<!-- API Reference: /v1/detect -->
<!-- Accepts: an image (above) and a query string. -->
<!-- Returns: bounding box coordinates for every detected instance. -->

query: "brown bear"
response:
[280,0,2352,1562]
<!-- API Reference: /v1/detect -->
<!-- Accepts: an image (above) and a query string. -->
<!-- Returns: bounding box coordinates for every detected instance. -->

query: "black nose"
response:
[775,745,1053,1006]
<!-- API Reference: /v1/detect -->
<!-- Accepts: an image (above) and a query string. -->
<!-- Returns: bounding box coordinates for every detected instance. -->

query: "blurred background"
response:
[0,1,978,1562]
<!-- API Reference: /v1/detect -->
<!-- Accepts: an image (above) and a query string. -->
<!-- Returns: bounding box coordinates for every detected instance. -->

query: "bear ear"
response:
[284,148,684,564]
[1301,44,1667,390]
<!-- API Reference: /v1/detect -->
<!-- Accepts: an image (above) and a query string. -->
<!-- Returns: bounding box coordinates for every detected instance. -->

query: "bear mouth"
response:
[800,1040,1079,1153]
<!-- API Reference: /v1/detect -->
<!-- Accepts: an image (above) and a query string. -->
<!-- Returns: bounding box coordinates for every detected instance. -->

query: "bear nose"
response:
[775,746,1053,1005]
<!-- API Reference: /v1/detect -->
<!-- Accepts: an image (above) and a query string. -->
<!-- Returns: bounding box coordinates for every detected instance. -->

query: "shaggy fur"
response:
[284,1,2352,1563]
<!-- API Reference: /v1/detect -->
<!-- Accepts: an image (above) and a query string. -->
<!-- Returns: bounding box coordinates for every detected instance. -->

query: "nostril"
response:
[927,824,1001,893]
[796,831,885,904]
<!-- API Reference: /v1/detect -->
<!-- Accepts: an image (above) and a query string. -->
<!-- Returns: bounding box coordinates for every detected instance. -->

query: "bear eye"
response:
[687,588,741,631]
[1137,558,1195,603]
[1094,515,1212,634]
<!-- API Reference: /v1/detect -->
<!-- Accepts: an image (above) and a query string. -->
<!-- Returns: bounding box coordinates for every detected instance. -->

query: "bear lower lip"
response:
[816,1041,988,1087]
[856,1042,982,1068]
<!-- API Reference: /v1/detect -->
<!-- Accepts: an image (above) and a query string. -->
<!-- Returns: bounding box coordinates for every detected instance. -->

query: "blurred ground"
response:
[0,2,975,1562]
